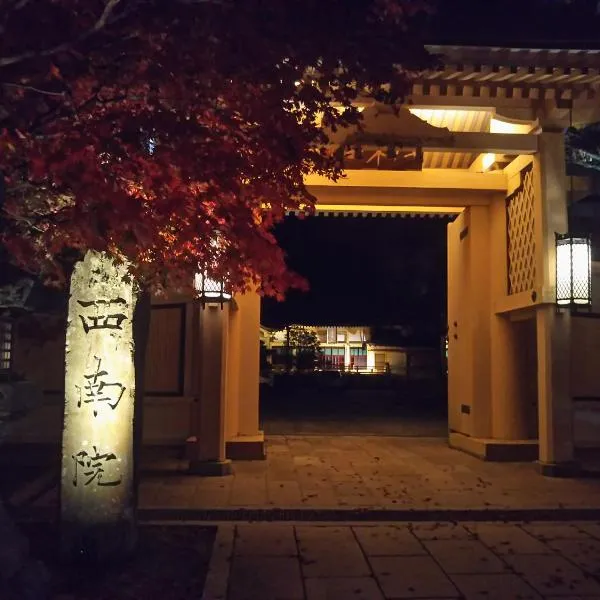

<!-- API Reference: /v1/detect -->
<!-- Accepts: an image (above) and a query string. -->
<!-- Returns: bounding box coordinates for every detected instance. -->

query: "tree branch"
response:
[1,82,65,96]
[0,0,124,69]
[13,0,32,9]
[92,0,123,33]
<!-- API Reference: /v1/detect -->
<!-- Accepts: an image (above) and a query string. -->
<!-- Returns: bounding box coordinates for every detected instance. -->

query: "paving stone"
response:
[520,523,591,541]
[234,525,297,557]
[544,597,600,600]
[305,577,384,600]
[230,478,268,506]
[503,554,600,597]
[546,538,600,577]
[296,526,371,577]
[370,555,459,598]
[466,523,553,555]
[423,539,508,574]
[410,522,475,540]
[299,491,340,507]
[267,469,299,482]
[332,482,371,495]
[189,490,232,507]
[68,435,600,512]
[337,494,377,507]
[228,556,303,600]
[449,573,541,599]
[353,525,426,556]
[233,461,269,475]
[574,523,600,540]
[267,481,303,506]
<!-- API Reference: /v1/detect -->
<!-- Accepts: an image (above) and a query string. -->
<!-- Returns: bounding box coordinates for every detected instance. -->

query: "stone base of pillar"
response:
[226,433,266,461]
[188,459,232,476]
[449,432,539,462]
[537,461,580,478]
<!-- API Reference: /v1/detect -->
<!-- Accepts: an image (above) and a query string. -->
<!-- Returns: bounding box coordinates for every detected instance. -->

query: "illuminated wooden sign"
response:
[334,143,424,171]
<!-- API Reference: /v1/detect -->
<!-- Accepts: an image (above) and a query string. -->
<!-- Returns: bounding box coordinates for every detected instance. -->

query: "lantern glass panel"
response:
[194,273,232,301]
[0,320,12,372]
[556,234,591,307]
[556,238,572,305]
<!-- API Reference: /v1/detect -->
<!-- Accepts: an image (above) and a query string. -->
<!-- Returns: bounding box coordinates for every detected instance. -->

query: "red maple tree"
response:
[0,0,431,299]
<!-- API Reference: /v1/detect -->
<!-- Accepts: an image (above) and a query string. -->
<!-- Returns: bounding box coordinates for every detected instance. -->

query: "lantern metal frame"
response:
[0,317,14,375]
[194,272,232,307]
[555,232,592,310]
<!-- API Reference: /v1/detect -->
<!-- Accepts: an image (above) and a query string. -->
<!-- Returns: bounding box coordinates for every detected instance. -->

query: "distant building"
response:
[260,324,440,377]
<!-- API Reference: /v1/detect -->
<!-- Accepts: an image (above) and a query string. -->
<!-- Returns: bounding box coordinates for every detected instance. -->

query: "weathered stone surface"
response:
[296,526,370,578]
[305,577,384,600]
[228,556,303,600]
[353,525,426,556]
[449,573,541,600]
[370,555,459,598]
[61,250,138,559]
[521,522,591,541]
[235,525,297,557]
[504,554,600,597]
[201,525,234,600]
[546,538,600,577]
[466,523,553,555]
[423,539,508,574]
[411,522,475,541]
[127,435,600,511]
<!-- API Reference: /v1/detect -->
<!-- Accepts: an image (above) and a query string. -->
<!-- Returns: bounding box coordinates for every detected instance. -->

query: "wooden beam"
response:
[314,204,462,215]
[432,132,538,154]
[304,168,508,191]
[504,154,534,179]
[494,290,542,315]
[307,185,501,208]
[469,153,495,173]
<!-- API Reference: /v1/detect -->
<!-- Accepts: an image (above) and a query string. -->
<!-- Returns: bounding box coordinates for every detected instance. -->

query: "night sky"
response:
[424,0,600,47]
[261,216,449,338]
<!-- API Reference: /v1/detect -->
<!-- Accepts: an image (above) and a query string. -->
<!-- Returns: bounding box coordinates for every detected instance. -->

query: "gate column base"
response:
[450,432,539,462]
[537,461,580,478]
[226,433,265,461]
[188,459,232,476]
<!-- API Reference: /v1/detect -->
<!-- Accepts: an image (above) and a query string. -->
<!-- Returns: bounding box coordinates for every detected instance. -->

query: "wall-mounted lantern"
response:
[194,272,232,306]
[556,233,592,308]
[0,318,13,374]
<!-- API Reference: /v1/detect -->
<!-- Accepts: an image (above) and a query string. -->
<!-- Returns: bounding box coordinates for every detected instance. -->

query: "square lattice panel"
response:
[507,167,536,295]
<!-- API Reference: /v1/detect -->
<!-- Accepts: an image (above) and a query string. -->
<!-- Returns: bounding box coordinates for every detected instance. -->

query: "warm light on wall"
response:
[489,116,536,135]
[481,153,496,171]
[556,233,592,307]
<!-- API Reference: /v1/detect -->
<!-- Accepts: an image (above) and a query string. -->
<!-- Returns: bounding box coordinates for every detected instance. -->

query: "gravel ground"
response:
[2,523,216,600]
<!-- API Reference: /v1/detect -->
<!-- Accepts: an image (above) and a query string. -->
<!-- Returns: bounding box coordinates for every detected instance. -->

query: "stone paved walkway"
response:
[202,520,600,599]
[138,436,600,512]
[20,435,600,515]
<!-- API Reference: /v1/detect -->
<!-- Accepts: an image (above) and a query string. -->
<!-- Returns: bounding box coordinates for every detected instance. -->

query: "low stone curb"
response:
[15,506,600,523]
[200,525,234,600]
[137,506,600,522]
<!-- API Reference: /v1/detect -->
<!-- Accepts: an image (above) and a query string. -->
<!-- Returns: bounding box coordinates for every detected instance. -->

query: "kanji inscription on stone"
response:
[77,298,128,334]
[72,446,122,487]
[76,356,126,417]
